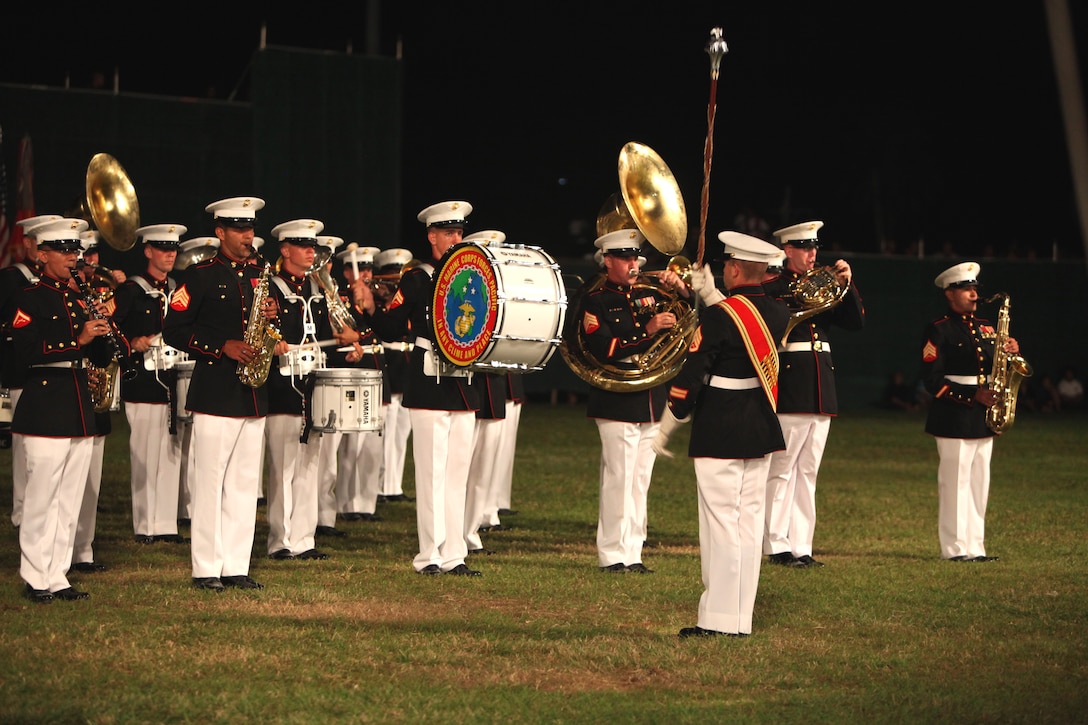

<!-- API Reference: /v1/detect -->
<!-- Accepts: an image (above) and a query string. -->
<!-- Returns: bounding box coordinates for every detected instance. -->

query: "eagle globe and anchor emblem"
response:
[433,244,500,367]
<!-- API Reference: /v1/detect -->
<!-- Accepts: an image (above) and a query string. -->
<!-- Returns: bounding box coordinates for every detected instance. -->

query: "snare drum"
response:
[144,334,189,371]
[0,387,12,424]
[174,360,196,425]
[310,368,383,433]
[278,343,325,378]
[432,242,567,372]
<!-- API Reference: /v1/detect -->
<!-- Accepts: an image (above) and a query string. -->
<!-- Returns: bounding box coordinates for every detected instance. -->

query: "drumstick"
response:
[346,242,359,279]
[286,339,340,351]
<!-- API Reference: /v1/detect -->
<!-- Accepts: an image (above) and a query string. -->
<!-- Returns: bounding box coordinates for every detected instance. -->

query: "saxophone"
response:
[238,256,282,388]
[984,293,1033,434]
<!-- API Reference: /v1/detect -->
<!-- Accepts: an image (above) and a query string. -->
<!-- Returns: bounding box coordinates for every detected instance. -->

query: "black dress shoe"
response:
[53,587,89,601]
[154,534,190,544]
[134,534,156,545]
[23,585,53,603]
[268,549,294,560]
[381,493,415,503]
[295,549,329,560]
[71,561,108,573]
[467,548,494,556]
[795,555,824,568]
[338,512,364,522]
[445,564,482,577]
[479,524,509,533]
[626,562,654,574]
[679,626,723,638]
[315,525,347,538]
[600,563,627,573]
[221,575,264,590]
[947,555,968,562]
[497,508,518,516]
[358,512,383,522]
[767,552,801,566]
[192,577,225,592]
[417,564,442,575]
[970,555,1000,562]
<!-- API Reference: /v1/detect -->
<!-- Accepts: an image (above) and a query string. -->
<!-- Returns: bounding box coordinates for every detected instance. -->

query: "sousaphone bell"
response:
[68,153,141,252]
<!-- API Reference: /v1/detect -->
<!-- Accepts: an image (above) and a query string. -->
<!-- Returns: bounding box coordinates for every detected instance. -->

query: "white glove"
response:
[689,264,725,307]
[651,405,690,459]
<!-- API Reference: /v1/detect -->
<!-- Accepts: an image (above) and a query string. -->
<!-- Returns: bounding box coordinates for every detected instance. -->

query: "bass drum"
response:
[432,242,567,373]
[174,360,196,425]
[310,368,383,433]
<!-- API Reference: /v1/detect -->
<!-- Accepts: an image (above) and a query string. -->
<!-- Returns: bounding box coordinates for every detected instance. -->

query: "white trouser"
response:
[483,400,521,526]
[595,419,659,567]
[265,415,320,555]
[336,430,383,515]
[178,422,194,520]
[695,455,771,635]
[20,435,92,592]
[763,413,831,557]
[73,435,105,564]
[9,387,25,527]
[380,393,412,496]
[409,408,475,572]
[465,417,504,550]
[316,428,343,527]
[190,413,265,579]
[126,402,182,536]
[935,436,993,559]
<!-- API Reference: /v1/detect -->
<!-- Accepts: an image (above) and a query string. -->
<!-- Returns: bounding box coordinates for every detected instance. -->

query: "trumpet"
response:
[369,259,422,303]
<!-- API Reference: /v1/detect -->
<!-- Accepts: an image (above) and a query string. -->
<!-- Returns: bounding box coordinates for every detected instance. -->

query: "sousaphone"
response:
[69,153,141,252]
[560,142,696,392]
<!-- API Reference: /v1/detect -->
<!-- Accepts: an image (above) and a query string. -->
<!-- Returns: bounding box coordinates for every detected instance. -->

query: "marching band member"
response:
[2,215,58,527]
[371,247,416,504]
[356,201,482,576]
[112,223,188,549]
[579,228,688,574]
[9,218,116,602]
[162,196,274,592]
[762,221,864,569]
[331,244,387,525]
[653,232,790,638]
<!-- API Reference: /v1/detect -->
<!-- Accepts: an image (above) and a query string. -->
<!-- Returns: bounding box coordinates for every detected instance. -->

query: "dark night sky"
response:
[3,1,1086,261]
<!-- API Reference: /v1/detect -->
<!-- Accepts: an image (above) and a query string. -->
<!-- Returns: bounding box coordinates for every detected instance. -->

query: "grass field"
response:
[1,404,1086,724]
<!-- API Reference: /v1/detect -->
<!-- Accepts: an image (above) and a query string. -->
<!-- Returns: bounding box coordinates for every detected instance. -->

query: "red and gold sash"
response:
[717,296,779,410]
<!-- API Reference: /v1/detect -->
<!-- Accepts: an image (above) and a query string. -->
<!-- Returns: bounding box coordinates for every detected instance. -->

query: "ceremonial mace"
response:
[697,27,729,267]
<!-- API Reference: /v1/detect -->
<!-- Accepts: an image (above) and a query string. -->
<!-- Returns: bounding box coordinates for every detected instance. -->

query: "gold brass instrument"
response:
[984,293,1032,433]
[67,153,141,252]
[175,238,220,270]
[560,142,696,392]
[369,258,421,303]
[72,272,137,411]
[307,255,357,335]
[779,266,850,346]
[238,256,282,387]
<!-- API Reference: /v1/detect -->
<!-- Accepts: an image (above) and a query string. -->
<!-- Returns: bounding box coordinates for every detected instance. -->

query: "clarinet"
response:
[72,272,139,381]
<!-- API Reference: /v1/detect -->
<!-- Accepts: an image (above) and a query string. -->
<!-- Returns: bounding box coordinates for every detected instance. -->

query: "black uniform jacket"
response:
[667,285,790,459]
[369,262,478,412]
[763,268,865,415]
[267,272,330,416]
[475,372,509,421]
[579,277,668,423]
[113,272,174,404]
[162,252,268,418]
[9,272,113,436]
[920,310,996,439]
[0,261,41,389]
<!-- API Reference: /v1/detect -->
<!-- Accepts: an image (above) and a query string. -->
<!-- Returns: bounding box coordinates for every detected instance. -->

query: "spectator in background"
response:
[1023,373,1060,414]
[1057,366,1084,411]
[880,370,919,412]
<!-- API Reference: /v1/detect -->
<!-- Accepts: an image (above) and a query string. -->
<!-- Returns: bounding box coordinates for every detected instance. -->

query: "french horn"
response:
[779,266,850,345]
[559,142,696,392]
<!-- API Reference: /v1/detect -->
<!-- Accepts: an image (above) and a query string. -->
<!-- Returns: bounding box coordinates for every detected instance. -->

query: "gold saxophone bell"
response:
[561,143,695,392]
[67,153,141,252]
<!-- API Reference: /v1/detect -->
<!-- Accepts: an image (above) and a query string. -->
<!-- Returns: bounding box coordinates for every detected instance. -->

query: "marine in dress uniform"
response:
[372,247,416,504]
[326,243,387,525]
[263,219,352,561]
[9,218,117,602]
[653,232,790,637]
[579,228,690,574]
[921,262,1014,562]
[761,221,865,568]
[2,215,59,527]
[162,196,273,592]
[112,223,188,549]
[359,201,482,576]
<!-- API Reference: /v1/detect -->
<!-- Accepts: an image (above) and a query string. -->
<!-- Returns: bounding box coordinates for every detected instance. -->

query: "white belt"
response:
[414,337,432,352]
[382,341,415,352]
[780,341,831,353]
[706,375,759,390]
[946,375,989,385]
[32,359,90,370]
